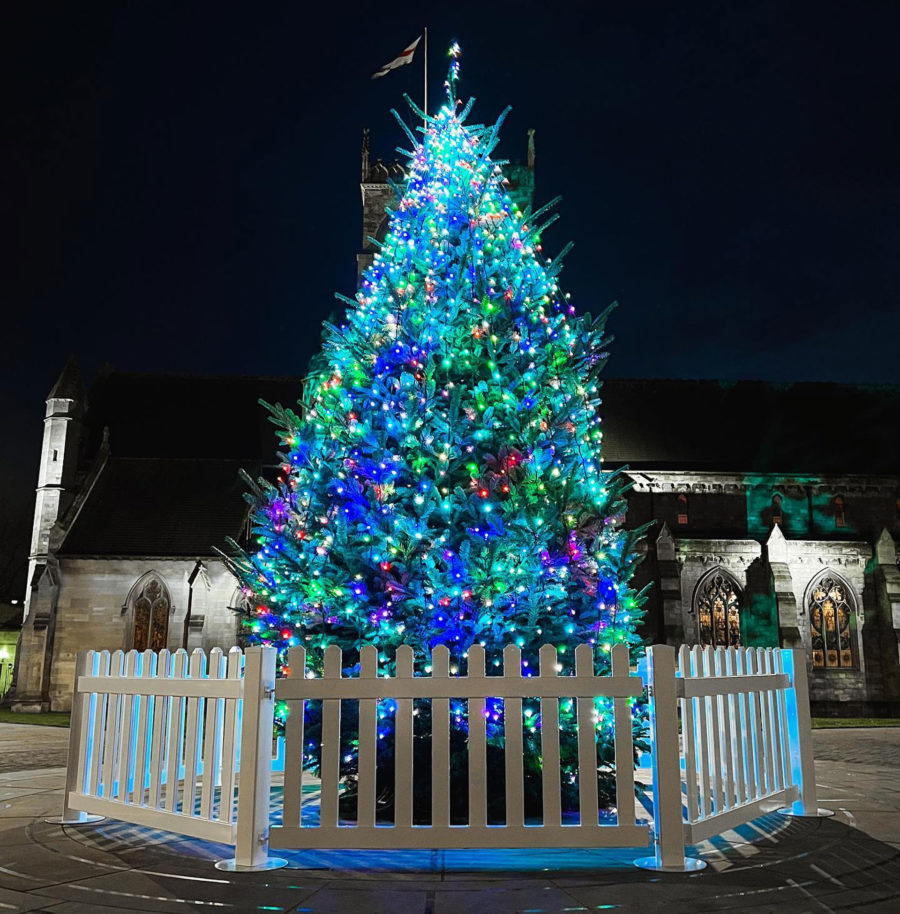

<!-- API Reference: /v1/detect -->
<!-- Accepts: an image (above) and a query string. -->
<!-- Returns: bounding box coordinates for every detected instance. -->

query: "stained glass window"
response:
[808,575,855,669]
[130,575,170,652]
[677,493,689,525]
[696,571,742,648]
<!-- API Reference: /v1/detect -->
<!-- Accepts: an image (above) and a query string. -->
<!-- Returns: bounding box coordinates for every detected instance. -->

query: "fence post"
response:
[779,649,833,818]
[215,646,287,871]
[46,651,104,825]
[635,645,706,872]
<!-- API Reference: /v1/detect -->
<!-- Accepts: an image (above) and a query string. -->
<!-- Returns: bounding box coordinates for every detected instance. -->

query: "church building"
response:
[10,131,900,716]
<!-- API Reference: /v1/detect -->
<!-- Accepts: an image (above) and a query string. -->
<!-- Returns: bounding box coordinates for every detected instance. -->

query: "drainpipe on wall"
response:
[182,560,205,650]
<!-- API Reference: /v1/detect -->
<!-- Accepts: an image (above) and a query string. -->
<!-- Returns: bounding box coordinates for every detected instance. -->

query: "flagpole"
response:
[423,26,428,122]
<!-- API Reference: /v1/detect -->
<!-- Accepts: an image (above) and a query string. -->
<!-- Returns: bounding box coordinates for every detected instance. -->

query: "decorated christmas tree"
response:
[223,46,648,818]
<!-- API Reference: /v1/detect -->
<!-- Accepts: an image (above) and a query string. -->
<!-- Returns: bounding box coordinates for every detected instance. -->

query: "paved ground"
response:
[0,723,898,913]
[0,722,69,773]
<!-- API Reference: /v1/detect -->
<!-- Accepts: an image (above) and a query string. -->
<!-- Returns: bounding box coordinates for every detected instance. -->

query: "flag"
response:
[372,36,421,79]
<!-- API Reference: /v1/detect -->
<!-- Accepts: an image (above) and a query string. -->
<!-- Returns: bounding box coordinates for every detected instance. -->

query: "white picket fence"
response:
[676,645,805,843]
[58,645,277,868]
[272,641,646,851]
[55,641,823,872]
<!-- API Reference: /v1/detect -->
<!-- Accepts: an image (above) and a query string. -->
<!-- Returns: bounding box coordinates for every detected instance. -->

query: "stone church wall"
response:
[47,558,241,710]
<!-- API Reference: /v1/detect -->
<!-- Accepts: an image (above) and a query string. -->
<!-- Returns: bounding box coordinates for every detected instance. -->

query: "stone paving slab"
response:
[0,724,897,912]
[0,725,69,774]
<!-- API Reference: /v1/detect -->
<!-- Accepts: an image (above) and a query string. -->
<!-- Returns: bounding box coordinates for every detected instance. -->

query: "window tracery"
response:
[129,575,171,652]
[808,574,855,669]
[695,570,743,648]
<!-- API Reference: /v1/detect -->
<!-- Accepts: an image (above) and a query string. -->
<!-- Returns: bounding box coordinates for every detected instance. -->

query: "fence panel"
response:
[56,640,822,869]
[61,646,252,846]
[676,645,801,843]
[271,641,648,851]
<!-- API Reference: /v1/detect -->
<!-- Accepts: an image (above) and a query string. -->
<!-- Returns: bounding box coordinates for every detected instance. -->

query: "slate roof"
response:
[60,370,900,558]
[47,356,84,401]
[60,458,255,557]
[82,370,302,460]
[599,379,900,475]
[82,371,900,475]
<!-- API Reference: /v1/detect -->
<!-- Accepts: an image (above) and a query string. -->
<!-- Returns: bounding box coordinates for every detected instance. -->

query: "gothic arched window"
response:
[808,573,856,669]
[127,573,171,652]
[695,570,743,648]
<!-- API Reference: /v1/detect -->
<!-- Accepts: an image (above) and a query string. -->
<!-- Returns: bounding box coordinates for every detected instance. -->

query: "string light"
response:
[224,47,648,809]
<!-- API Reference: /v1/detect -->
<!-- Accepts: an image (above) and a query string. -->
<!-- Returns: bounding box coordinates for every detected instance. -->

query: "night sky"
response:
[2,1,899,577]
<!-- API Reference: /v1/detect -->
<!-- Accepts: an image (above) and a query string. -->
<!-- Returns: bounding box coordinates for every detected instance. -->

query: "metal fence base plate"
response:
[634,855,707,873]
[776,807,834,818]
[214,857,289,872]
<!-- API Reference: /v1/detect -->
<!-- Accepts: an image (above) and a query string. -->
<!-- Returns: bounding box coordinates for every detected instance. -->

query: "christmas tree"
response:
[223,46,648,818]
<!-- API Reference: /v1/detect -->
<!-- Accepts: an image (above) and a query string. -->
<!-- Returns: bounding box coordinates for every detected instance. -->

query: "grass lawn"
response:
[812,717,900,729]
[0,709,71,727]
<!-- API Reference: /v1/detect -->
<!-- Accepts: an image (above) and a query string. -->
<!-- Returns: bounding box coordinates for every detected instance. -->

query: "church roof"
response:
[59,457,255,557]
[599,378,900,475]
[47,355,83,401]
[80,370,900,475]
[83,370,301,460]
[63,370,900,559]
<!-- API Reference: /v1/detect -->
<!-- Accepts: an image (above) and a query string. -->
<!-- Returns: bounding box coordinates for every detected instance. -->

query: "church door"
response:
[131,577,170,652]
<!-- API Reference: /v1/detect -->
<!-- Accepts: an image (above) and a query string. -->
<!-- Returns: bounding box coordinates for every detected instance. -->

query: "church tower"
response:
[356,127,536,282]
[28,357,84,583]
[12,358,84,710]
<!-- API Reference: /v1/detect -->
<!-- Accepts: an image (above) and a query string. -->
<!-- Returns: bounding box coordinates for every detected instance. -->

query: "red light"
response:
[479,488,489,498]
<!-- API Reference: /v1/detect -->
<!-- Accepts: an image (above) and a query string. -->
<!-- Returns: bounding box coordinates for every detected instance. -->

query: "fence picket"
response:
[431,644,451,828]
[763,649,779,793]
[702,646,724,814]
[101,650,124,799]
[200,648,224,819]
[89,650,110,798]
[678,645,699,823]
[217,648,242,823]
[575,644,599,827]
[690,646,712,818]
[182,649,205,816]
[467,645,487,828]
[610,643,634,827]
[714,648,735,810]
[282,646,306,829]
[319,645,343,829]
[503,645,524,828]
[394,645,415,828]
[357,645,378,828]
[148,649,170,809]
[774,650,791,789]
[539,644,562,827]
[747,650,767,797]
[114,651,137,802]
[734,648,756,802]
[73,651,97,801]
[164,650,188,812]
[131,651,153,804]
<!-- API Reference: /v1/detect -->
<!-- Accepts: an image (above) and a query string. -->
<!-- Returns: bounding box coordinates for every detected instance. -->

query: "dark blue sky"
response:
[2,0,899,530]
